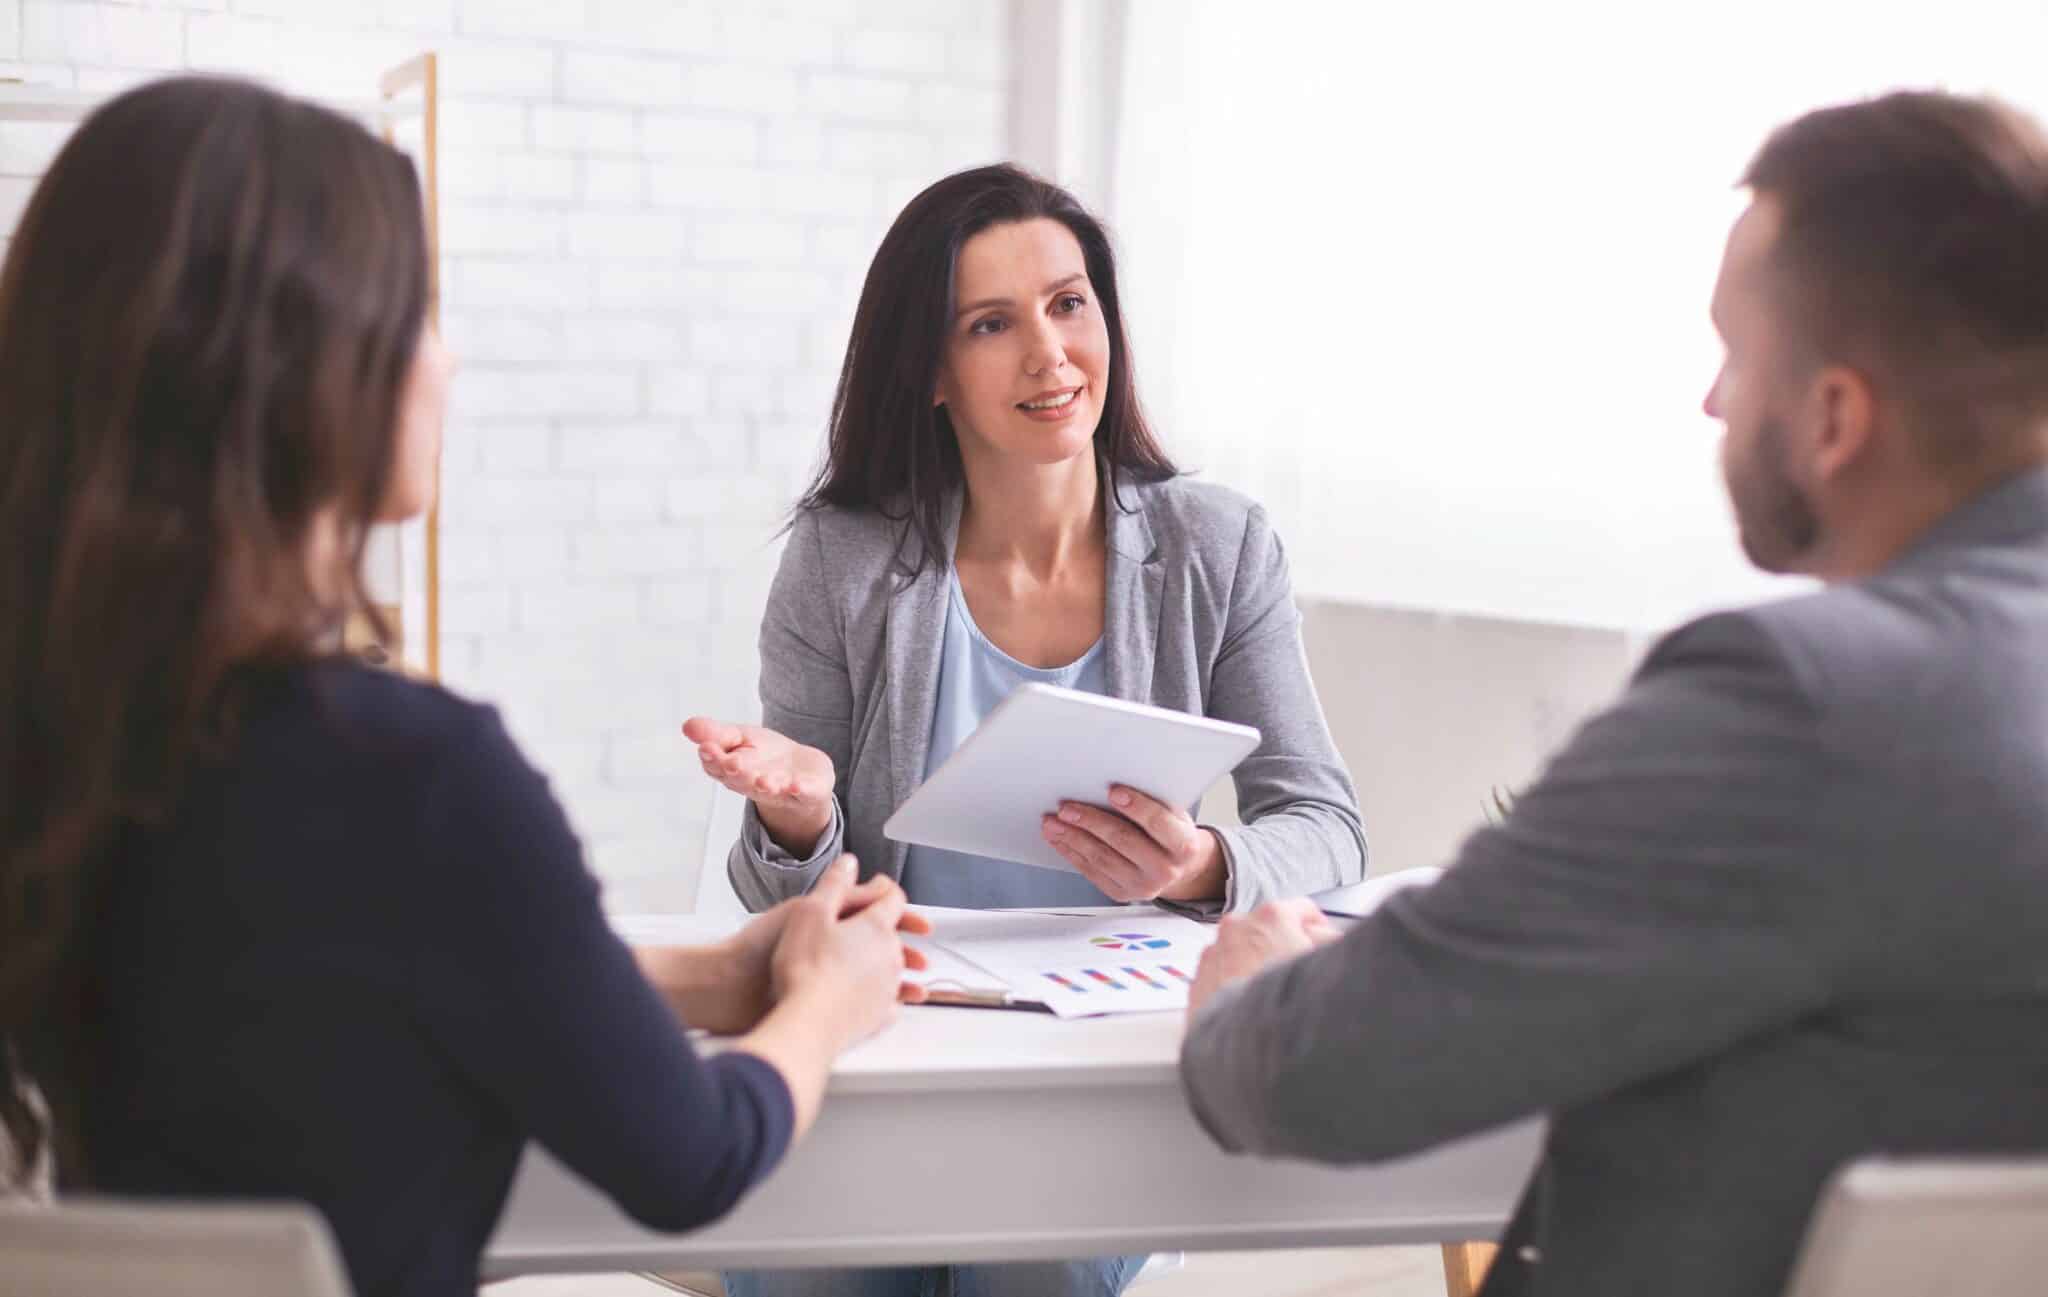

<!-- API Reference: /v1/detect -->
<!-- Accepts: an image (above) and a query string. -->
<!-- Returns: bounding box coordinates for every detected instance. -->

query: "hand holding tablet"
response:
[883,684,1261,876]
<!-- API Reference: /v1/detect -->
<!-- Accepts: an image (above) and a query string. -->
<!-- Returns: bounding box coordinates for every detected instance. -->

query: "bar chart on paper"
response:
[908,908,1219,1018]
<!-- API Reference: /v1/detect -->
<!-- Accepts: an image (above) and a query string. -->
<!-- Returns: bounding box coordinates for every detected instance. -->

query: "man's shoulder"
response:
[1649,566,2027,713]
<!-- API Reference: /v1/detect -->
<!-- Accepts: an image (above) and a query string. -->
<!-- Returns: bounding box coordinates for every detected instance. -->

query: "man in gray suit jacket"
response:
[1178,91,2048,1297]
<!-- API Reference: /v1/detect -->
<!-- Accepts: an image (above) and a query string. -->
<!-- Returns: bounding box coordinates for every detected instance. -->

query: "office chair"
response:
[0,1197,353,1297]
[1781,1155,2048,1296]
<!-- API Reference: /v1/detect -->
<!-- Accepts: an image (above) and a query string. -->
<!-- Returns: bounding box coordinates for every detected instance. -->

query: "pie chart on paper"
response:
[1090,933,1172,952]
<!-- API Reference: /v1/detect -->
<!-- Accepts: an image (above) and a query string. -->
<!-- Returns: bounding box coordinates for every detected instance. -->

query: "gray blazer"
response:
[1180,466,2048,1297]
[724,473,1367,915]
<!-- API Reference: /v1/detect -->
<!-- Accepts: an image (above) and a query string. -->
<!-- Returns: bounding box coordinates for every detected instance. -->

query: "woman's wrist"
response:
[634,944,747,1028]
[757,796,834,858]
[731,987,844,1138]
[1158,828,1230,902]
[774,977,866,1052]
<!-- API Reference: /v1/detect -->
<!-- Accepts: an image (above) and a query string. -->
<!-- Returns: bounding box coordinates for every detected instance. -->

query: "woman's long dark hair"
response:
[0,77,430,1185]
[797,163,1177,575]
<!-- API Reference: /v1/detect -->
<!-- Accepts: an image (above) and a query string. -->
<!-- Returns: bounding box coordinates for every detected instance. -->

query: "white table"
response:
[485,983,1543,1275]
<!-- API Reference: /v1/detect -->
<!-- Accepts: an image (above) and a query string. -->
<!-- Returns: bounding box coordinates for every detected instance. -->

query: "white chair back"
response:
[693,785,751,920]
[1130,1249,1185,1286]
[1782,1156,2048,1296]
[0,1198,353,1297]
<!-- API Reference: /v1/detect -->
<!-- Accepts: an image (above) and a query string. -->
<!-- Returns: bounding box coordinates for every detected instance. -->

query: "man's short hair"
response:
[1743,91,2048,457]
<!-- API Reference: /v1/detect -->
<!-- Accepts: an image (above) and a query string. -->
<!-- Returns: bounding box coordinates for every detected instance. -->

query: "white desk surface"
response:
[616,909,1201,1092]
[485,912,1544,1275]
[820,1001,1192,1093]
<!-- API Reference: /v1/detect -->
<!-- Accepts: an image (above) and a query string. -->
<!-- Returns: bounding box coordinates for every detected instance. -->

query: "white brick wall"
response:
[0,0,1013,912]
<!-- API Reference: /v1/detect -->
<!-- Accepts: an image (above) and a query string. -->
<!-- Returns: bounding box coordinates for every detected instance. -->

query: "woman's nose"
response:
[1022,320,1066,376]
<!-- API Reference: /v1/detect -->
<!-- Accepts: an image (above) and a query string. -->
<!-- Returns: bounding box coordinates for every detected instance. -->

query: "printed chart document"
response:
[908,907,1217,1018]
[608,908,1219,1019]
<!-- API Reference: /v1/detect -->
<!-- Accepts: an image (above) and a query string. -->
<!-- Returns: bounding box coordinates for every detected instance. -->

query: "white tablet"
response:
[883,683,1261,873]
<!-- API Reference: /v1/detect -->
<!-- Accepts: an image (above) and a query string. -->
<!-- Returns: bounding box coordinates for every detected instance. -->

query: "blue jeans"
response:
[723,1255,1148,1297]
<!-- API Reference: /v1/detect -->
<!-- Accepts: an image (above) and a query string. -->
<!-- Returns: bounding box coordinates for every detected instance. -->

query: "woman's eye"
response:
[1055,293,1086,313]
[969,316,1006,336]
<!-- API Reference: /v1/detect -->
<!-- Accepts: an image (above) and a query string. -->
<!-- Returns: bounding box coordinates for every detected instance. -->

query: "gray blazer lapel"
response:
[1104,490,1163,705]
[878,493,960,876]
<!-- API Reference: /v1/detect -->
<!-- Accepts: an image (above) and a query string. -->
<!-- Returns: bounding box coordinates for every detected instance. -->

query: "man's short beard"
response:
[1735,415,1821,572]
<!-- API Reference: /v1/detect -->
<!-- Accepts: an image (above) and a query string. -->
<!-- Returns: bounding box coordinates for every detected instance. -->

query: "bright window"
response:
[1111,0,2048,629]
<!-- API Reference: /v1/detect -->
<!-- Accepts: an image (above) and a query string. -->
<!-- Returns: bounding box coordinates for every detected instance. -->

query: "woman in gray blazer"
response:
[687,164,1366,1297]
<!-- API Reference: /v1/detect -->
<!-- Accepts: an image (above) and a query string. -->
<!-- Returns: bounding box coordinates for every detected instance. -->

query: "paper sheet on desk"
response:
[608,907,1215,1019]
[910,907,1217,1019]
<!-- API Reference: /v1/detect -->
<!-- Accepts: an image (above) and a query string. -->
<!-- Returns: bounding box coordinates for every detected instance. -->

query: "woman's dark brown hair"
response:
[797,163,1177,575]
[0,76,430,1184]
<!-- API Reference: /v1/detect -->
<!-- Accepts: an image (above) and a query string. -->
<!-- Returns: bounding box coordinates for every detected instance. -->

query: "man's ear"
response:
[1809,364,1878,481]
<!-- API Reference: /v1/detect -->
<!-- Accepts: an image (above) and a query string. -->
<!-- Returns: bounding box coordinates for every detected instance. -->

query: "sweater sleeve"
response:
[728,508,855,912]
[1181,611,1834,1161]
[407,702,794,1232]
[1197,504,1368,913]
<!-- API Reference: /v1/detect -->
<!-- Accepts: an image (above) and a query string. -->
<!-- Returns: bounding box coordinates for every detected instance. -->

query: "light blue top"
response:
[899,569,1120,910]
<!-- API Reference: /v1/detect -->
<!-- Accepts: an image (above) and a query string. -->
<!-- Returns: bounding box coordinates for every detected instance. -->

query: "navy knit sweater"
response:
[81,662,793,1297]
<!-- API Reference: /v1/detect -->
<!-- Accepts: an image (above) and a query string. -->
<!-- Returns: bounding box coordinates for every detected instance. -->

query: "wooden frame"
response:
[377,52,442,680]
[1443,1241,1499,1296]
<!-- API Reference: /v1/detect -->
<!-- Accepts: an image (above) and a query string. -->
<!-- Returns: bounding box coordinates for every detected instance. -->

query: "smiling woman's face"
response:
[935,217,1111,470]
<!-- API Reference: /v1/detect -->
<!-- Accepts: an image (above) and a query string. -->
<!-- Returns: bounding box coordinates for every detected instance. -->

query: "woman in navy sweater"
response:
[0,77,919,1297]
